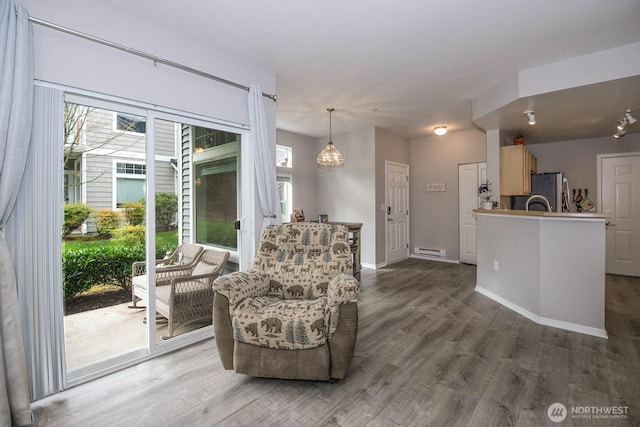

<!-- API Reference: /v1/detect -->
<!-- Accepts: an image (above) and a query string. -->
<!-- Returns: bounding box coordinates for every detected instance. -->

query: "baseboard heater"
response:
[414,247,446,258]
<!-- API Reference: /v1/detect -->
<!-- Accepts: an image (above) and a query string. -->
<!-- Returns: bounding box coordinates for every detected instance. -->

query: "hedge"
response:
[63,243,176,298]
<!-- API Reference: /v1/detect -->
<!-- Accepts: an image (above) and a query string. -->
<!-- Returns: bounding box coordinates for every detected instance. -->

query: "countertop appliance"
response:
[511,172,567,212]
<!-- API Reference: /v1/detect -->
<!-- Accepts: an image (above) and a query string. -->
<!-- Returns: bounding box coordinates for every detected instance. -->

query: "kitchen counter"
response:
[474,208,608,219]
[474,210,607,338]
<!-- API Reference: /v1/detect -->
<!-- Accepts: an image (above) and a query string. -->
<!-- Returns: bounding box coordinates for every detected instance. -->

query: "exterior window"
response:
[115,161,146,207]
[193,126,238,152]
[277,174,292,223]
[192,125,240,251]
[115,112,146,134]
[276,145,292,168]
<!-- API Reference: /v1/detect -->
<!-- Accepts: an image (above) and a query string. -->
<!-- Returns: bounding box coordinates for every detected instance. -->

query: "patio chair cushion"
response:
[232,296,328,350]
[192,259,218,277]
[132,274,147,290]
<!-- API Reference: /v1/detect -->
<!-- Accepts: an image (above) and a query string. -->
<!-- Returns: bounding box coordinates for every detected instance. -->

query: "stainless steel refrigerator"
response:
[511,172,566,212]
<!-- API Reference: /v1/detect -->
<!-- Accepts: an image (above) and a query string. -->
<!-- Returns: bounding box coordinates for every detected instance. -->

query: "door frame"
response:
[458,162,486,265]
[597,151,640,275]
[385,161,410,265]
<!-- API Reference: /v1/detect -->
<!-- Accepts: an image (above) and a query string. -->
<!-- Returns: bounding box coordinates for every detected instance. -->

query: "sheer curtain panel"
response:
[247,84,281,231]
[6,85,66,401]
[0,0,35,425]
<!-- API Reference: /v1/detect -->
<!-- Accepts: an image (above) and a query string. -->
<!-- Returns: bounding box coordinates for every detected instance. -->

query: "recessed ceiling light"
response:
[434,126,447,136]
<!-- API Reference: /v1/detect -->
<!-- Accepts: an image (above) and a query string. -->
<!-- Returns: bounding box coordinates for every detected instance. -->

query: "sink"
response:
[526,194,552,212]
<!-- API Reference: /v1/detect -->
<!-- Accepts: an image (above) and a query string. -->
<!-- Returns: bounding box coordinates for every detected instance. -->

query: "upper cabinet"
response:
[500,145,537,196]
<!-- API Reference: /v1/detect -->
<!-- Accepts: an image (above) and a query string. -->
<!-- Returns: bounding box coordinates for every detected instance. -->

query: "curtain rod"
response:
[28,16,277,102]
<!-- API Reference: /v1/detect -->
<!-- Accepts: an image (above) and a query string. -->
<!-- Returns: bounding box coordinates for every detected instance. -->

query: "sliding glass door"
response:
[59,91,250,385]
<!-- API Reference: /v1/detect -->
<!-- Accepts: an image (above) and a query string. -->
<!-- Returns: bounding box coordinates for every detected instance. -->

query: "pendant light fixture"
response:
[317,107,344,168]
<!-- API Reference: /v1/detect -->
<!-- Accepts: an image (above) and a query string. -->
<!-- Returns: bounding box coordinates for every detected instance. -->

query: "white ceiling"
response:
[106,0,640,142]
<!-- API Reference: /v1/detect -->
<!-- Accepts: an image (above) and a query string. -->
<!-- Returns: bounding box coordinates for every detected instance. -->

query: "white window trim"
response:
[276,144,292,168]
[277,173,293,223]
[112,159,147,209]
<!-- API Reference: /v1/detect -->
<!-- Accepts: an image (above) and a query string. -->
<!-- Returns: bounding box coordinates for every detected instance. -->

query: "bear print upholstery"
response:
[213,223,360,380]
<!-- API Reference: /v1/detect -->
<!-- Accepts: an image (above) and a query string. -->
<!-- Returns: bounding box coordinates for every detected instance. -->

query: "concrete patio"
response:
[64,303,210,371]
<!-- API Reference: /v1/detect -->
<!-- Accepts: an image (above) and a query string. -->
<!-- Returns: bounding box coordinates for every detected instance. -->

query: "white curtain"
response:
[0,0,35,425]
[6,85,66,401]
[247,84,281,231]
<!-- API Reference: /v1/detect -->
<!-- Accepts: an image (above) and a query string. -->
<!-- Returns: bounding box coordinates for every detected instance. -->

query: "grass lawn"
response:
[63,230,178,252]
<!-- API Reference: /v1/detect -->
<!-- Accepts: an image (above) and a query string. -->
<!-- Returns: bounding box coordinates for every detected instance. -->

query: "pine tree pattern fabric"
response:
[214,223,360,351]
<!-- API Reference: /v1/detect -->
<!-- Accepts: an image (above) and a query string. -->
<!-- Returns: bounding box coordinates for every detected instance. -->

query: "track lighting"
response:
[524,111,535,126]
[617,120,627,132]
[434,126,447,136]
[612,109,637,140]
[613,129,626,140]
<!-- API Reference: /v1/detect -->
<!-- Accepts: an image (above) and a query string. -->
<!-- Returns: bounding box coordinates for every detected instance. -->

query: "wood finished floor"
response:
[32,259,640,427]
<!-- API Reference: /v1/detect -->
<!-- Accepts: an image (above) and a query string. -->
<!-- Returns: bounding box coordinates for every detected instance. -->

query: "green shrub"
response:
[120,201,145,226]
[95,209,121,237]
[63,203,94,237]
[155,192,178,230]
[112,225,146,246]
[62,244,176,297]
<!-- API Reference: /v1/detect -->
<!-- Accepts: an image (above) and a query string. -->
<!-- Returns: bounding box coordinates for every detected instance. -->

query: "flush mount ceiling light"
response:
[524,111,536,126]
[434,126,447,136]
[317,107,344,168]
[612,109,637,140]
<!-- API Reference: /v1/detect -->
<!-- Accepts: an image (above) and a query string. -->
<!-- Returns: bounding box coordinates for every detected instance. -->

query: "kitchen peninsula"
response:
[474,209,609,338]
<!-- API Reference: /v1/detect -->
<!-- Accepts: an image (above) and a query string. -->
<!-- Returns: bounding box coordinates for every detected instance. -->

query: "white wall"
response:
[22,0,275,127]
[317,127,376,266]
[410,129,487,262]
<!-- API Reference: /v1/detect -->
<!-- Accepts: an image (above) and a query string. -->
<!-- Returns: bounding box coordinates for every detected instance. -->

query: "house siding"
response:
[76,107,177,232]
[180,124,192,243]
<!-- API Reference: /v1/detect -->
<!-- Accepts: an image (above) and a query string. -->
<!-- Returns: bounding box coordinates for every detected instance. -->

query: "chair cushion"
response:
[233,296,329,350]
[192,260,216,276]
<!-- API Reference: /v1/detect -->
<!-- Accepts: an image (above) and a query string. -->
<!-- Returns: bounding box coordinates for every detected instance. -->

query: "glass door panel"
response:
[62,101,148,373]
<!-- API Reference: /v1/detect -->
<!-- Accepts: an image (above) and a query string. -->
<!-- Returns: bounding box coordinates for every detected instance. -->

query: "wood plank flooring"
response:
[31,259,640,426]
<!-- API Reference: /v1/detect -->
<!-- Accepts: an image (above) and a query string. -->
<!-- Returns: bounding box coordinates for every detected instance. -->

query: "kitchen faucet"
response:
[526,194,552,212]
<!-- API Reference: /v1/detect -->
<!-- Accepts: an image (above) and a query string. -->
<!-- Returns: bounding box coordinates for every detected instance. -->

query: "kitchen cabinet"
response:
[500,145,537,196]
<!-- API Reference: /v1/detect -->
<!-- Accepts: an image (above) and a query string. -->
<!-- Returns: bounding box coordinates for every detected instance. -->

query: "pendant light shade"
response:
[317,107,344,168]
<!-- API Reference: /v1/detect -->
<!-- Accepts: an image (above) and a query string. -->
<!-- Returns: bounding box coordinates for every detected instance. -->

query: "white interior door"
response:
[601,154,640,277]
[459,162,486,265]
[386,161,409,264]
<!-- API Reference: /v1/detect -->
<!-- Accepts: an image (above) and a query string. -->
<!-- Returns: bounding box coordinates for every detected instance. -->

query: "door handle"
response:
[606,221,616,226]
[387,218,393,222]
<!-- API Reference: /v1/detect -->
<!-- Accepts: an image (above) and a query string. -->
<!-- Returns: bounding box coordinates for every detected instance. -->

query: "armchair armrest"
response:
[326,274,360,307]
[213,270,270,314]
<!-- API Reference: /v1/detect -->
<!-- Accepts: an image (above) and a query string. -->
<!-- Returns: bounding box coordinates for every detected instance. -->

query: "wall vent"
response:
[414,247,446,258]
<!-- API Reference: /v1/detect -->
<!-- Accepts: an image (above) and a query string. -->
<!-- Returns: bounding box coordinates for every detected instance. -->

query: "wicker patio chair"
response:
[130,243,203,308]
[131,245,229,338]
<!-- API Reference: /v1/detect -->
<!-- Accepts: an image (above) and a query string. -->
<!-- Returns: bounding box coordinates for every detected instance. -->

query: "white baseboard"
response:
[410,254,460,264]
[475,285,608,339]
[361,262,386,270]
